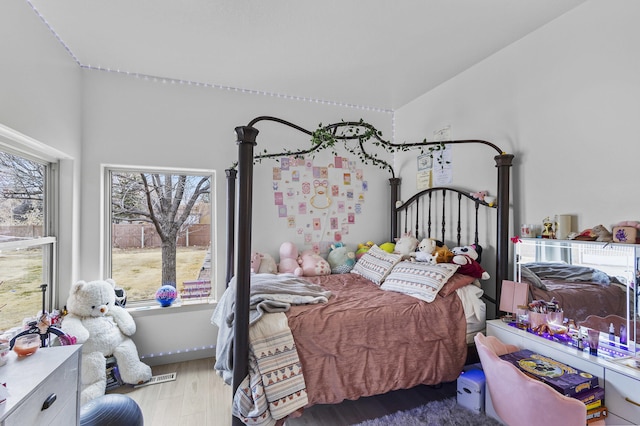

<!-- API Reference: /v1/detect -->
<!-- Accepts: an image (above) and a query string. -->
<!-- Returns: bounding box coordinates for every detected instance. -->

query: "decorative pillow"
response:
[438,273,477,297]
[350,244,403,285]
[381,261,459,302]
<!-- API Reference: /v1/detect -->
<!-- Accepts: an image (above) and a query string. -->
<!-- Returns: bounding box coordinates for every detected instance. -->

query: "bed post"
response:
[232,126,259,426]
[494,153,514,317]
[389,177,401,241]
[225,168,237,287]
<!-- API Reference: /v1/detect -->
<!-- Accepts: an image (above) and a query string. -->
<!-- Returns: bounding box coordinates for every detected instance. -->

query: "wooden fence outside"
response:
[0,224,211,249]
[112,223,211,249]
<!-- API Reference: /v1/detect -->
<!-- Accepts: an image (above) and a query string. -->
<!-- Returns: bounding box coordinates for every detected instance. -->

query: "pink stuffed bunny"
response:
[278,242,303,276]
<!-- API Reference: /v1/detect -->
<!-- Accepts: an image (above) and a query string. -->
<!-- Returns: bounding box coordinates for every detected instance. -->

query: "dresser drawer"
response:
[3,351,79,426]
[605,369,640,424]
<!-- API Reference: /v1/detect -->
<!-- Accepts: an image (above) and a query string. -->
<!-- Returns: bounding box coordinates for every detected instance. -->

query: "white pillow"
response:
[350,244,403,285]
[381,261,459,302]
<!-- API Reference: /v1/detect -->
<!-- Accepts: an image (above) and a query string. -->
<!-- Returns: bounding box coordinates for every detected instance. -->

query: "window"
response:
[0,149,57,332]
[105,167,213,305]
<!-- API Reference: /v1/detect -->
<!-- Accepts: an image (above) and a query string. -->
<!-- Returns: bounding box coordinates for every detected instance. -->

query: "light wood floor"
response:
[110,357,456,426]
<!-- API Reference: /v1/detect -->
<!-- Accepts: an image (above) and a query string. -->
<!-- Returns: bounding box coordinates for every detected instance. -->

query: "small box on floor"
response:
[105,355,124,391]
[457,367,486,414]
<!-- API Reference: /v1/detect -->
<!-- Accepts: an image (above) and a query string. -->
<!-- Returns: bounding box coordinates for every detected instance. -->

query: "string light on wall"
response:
[140,344,215,360]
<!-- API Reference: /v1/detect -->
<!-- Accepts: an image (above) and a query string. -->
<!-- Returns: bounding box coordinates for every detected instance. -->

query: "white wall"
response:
[81,70,393,363]
[395,0,640,300]
[0,1,82,305]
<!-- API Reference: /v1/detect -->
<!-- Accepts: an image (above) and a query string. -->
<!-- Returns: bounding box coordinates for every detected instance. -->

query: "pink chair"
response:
[474,332,600,426]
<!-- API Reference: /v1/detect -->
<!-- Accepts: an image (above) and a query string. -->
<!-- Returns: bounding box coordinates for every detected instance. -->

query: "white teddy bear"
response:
[62,279,152,405]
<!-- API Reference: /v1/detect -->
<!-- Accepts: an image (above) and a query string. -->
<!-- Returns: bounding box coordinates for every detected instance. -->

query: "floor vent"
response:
[134,372,177,388]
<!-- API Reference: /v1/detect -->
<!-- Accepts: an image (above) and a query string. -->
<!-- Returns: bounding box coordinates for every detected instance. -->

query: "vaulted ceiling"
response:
[28,0,585,110]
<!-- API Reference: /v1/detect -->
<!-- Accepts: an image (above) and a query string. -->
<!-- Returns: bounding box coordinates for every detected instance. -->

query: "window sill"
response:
[126,298,216,318]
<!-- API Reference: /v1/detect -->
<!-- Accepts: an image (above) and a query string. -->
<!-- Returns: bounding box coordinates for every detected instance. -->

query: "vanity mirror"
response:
[515,238,638,354]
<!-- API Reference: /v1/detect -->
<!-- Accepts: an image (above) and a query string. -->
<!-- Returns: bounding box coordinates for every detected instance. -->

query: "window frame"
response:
[103,164,215,308]
[0,131,59,324]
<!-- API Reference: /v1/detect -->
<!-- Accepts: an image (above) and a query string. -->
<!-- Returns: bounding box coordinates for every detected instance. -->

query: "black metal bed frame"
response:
[225,116,513,425]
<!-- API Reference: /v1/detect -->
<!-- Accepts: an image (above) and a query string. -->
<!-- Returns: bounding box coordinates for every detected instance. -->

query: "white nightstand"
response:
[0,345,81,426]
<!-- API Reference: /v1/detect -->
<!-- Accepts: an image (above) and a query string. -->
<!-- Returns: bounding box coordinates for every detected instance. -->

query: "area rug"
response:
[353,397,502,426]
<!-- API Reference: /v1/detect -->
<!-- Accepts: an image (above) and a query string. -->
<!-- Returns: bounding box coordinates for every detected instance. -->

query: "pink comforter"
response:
[286,273,467,406]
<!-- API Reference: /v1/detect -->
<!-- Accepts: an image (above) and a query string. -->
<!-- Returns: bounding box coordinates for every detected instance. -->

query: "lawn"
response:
[0,246,209,331]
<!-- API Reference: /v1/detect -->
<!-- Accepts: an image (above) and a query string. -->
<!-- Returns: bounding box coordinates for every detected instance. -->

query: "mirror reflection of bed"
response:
[515,238,638,338]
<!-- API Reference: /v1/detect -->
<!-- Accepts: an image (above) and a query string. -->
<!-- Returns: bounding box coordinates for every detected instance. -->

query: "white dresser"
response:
[487,319,640,425]
[0,345,81,426]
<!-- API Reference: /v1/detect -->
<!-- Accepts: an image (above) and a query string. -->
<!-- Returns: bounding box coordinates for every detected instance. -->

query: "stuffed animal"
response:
[299,250,331,276]
[379,242,396,253]
[278,242,303,276]
[470,190,488,201]
[450,245,490,280]
[251,251,277,274]
[592,224,613,242]
[61,279,152,405]
[414,238,438,263]
[393,233,419,256]
[429,238,454,263]
[250,251,262,273]
[355,241,374,259]
[327,243,356,274]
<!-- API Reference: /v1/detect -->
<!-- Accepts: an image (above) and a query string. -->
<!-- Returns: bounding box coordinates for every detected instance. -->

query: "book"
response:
[586,406,607,423]
[500,349,599,397]
[573,386,605,409]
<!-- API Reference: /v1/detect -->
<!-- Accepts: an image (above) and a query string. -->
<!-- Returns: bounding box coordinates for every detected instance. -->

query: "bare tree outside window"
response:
[109,170,213,302]
[0,151,52,331]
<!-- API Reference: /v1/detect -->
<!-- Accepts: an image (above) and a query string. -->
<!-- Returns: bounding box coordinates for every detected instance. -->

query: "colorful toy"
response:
[155,285,177,307]
[299,250,331,276]
[427,238,454,263]
[355,241,374,259]
[278,242,303,276]
[61,279,152,405]
[470,190,488,201]
[450,244,490,280]
[327,243,356,274]
[379,242,395,253]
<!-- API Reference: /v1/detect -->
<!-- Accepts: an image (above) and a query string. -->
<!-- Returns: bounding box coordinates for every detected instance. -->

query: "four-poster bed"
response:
[221,116,513,425]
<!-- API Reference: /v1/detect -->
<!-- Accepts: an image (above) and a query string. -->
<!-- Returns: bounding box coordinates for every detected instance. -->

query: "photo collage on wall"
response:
[272,155,367,253]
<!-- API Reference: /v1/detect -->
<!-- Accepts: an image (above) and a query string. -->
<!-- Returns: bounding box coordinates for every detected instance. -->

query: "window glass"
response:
[0,150,55,332]
[107,169,213,304]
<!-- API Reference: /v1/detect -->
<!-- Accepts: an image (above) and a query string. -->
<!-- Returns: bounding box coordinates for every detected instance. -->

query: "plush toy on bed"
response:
[299,249,331,276]
[379,242,396,253]
[414,238,438,263]
[61,279,152,405]
[327,242,356,274]
[424,238,454,263]
[393,233,419,256]
[355,241,374,259]
[278,242,303,276]
[450,244,490,280]
[251,251,277,274]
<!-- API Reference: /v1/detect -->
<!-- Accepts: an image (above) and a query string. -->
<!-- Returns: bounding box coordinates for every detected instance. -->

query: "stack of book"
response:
[500,349,607,423]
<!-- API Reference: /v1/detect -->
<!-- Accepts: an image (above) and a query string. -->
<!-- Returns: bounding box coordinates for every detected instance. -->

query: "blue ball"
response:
[155,285,177,307]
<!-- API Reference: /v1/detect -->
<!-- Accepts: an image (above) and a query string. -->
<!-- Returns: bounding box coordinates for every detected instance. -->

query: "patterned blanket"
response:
[233,312,308,426]
[211,273,332,425]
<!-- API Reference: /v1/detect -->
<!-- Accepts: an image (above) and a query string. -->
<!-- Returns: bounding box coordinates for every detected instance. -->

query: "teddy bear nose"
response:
[100,306,107,313]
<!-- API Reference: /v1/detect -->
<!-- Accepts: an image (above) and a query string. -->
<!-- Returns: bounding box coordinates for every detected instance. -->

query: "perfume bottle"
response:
[609,323,615,345]
[620,324,627,346]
